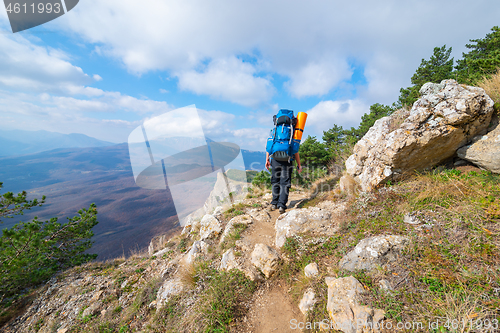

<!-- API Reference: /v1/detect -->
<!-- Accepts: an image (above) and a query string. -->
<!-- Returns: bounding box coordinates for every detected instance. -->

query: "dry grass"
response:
[178,263,197,289]
[387,106,411,132]
[308,175,340,198]
[478,69,500,104]
[278,168,500,332]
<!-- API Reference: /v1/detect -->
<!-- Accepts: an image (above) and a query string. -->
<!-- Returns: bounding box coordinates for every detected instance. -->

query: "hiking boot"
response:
[279,207,286,214]
[270,204,277,211]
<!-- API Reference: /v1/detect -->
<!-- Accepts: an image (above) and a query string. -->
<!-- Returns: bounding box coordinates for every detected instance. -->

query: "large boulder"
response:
[275,207,340,248]
[325,276,385,333]
[457,120,500,173]
[339,235,409,272]
[251,243,281,278]
[156,279,184,308]
[199,214,222,240]
[219,248,263,281]
[346,80,494,191]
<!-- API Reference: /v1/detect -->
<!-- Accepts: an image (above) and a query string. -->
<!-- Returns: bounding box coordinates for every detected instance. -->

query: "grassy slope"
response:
[285,169,500,332]
[1,169,499,333]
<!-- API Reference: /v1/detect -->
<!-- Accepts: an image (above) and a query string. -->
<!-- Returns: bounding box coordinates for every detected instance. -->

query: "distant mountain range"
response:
[0,130,266,260]
[0,129,114,157]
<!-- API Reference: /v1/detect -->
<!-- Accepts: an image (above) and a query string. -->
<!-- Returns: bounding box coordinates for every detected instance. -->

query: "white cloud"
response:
[232,127,269,150]
[0,88,174,142]
[0,33,92,94]
[285,59,352,98]
[306,100,370,138]
[177,57,275,106]
[2,0,500,144]
[59,0,500,106]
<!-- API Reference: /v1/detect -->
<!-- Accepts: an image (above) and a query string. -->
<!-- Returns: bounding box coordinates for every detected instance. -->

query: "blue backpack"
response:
[266,109,301,162]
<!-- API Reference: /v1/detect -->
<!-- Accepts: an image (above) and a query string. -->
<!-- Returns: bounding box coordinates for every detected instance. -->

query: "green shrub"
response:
[0,182,99,302]
[251,170,271,189]
[198,267,256,332]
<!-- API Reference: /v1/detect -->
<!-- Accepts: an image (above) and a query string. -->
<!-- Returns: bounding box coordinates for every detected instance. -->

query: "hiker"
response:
[265,150,302,213]
[265,109,307,214]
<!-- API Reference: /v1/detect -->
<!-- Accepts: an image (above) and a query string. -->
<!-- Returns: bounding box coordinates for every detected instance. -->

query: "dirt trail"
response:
[243,191,308,248]
[236,284,304,333]
[236,191,309,332]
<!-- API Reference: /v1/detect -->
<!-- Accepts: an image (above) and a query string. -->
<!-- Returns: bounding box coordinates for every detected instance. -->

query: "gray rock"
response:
[379,279,394,295]
[247,208,271,223]
[219,214,253,244]
[181,224,192,236]
[453,159,469,167]
[199,214,222,240]
[345,80,494,191]
[457,120,500,173]
[184,240,208,265]
[275,207,338,248]
[202,172,249,218]
[304,263,319,278]
[235,239,253,252]
[220,248,263,281]
[299,288,316,314]
[403,213,421,225]
[213,206,224,217]
[219,248,240,271]
[419,82,445,96]
[251,243,281,278]
[339,235,409,272]
[156,279,184,308]
[82,302,101,317]
[325,276,385,333]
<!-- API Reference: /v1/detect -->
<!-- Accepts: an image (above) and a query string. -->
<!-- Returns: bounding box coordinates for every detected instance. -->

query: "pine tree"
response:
[455,26,500,84]
[397,45,454,107]
[0,183,99,301]
[298,135,331,167]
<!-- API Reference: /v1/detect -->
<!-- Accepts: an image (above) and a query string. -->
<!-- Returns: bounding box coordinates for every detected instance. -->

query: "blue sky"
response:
[1,0,499,151]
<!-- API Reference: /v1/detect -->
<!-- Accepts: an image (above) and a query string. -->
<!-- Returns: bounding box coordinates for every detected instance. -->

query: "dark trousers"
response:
[270,158,293,209]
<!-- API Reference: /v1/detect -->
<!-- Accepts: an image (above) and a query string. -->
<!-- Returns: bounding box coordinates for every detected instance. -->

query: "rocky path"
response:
[236,284,303,333]
[236,191,308,332]
[243,191,307,248]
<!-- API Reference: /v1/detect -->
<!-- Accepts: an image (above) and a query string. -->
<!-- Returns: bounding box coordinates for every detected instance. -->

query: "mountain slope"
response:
[0,129,114,156]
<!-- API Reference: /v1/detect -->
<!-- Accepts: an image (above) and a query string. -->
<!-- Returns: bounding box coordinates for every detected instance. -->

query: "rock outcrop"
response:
[346,80,495,191]
[250,243,281,278]
[339,235,409,272]
[275,207,339,248]
[326,276,385,333]
[219,248,263,281]
[185,170,249,222]
[199,214,222,240]
[156,279,184,308]
[183,240,208,265]
[457,119,500,173]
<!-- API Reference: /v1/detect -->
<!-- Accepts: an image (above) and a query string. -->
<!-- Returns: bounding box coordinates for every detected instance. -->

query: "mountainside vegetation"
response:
[0,182,99,325]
